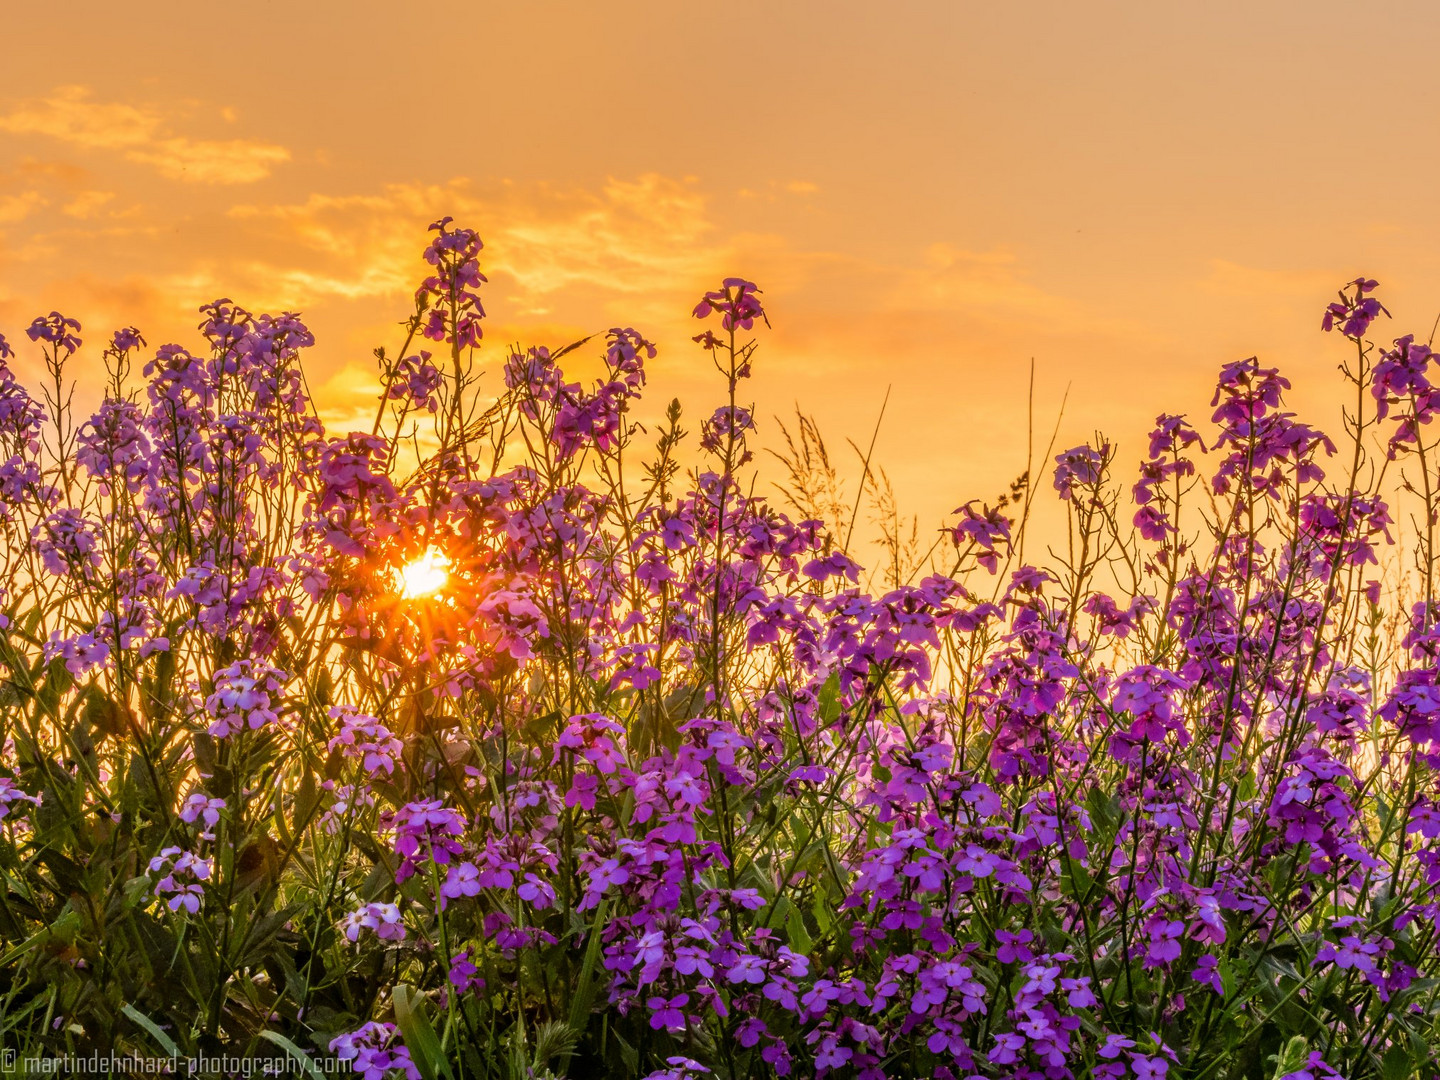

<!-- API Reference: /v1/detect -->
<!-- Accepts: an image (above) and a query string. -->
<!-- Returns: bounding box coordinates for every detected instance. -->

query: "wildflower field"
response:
[2,218,1440,1080]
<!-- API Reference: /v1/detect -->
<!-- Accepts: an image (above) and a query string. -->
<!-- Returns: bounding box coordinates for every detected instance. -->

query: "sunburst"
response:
[396,547,451,598]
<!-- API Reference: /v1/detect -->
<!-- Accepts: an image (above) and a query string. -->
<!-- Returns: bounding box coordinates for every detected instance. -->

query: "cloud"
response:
[0,191,45,224]
[224,182,476,303]
[739,179,823,202]
[490,175,720,301]
[62,191,115,219]
[223,174,731,314]
[0,165,1145,390]
[162,173,1149,429]
[1200,258,1335,299]
[0,86,289,184]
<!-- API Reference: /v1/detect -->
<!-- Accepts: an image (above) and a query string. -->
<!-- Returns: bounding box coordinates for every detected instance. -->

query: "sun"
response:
[396,547,451,599]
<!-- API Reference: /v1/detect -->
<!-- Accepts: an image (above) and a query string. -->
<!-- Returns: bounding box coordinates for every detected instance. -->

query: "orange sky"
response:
[2,1,1439,559]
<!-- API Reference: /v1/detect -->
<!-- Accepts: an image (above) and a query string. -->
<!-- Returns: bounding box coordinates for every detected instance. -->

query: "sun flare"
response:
[397,547,451,598]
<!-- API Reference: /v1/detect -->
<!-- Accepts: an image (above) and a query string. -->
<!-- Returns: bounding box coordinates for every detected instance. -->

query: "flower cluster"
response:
[329,1023,420,1080]
[147,847,213,914]
[416,216,486,349]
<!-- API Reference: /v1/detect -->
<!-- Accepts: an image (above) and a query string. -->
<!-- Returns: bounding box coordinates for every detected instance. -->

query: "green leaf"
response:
[1085,783,1119,830]
[522,710,562,744]
[259,1030,325,1079]
[1058,856,1094,901]
[294,768,320,828]
[775,895,813,954]
[121,1004,179,1058]
[817,673,841,724]
[1269,1035,1308,1080]
[393,984,454,1080]
[82,683,130,738]
[614,1030,639,1076]
[567,899,609,1038]
[1379,1043,1412,1080]
[1219,955,1237,1000]
[811,894,834,936]
[0,908,81,967]
[237,906,301,968]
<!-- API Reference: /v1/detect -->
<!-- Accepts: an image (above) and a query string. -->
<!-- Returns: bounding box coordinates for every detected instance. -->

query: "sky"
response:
[2,1,1438,558]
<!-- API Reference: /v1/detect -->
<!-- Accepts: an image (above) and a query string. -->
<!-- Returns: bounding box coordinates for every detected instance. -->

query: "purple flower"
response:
[1321,277,1388,338]
[341,902,406,943]
[1192,954,1224,995]
[147,847,212,913]
[0,777,40,821]
[646,993,690,1031]
[1053,442,1108,499]
[987,1032,1025,1066]
[995,928,1034,963]
[327,706,403,775]
[204,660,287,738]
[26,311,82,356]
[641,1058,711,1080]
[416,217,486,349]
[693,278,767,334]
[386,351,444,413]
[726,953,767,985]
[448,950,484,993]
[1316,934,1382,973]
[951,500,1012,572]
[109,326,145,354]
[179,792,225,838]
[1142,917,1185,969]
[386,799,467,883]
[330,1023,421,1080]
[1280,1052,1347,1080]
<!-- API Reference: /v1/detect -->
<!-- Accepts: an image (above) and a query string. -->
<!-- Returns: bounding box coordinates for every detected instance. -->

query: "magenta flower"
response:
[1321,277,1388,338]
[646,993,690,1031]
[448,950,484,993]
[0,777,40,821]
[330,1023,421,1080]
[693,278,768,333]
[26,311,82,356]
[1053,442,1108,499]
[341,902,406,943]
[386,799,466,882]
[327,706,403,775]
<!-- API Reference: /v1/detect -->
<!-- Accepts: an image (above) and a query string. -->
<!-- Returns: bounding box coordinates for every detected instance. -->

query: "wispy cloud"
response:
[0,86,289,184]
[224,174,729,313]
[1200,258,1337,300]
[0,191,45,225]
[61,191,115,219]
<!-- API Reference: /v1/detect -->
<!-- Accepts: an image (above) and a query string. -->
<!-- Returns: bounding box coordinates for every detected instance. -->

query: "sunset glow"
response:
[396,547,450,599]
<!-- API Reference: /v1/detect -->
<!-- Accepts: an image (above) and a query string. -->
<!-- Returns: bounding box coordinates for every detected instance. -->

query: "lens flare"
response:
[397,547,451,598]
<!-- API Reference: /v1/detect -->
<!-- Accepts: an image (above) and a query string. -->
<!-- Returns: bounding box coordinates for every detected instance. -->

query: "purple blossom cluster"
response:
[147,847,213,914]
[329,1022,420,1080]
